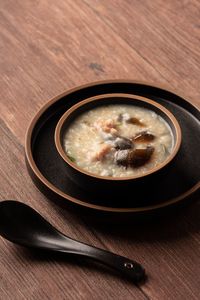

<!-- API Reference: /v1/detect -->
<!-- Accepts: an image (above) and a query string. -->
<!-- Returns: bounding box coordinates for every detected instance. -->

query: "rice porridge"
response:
[63,104,173,177]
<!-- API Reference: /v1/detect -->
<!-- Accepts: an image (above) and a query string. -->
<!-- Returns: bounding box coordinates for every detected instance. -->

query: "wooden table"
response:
[0,1,200,299]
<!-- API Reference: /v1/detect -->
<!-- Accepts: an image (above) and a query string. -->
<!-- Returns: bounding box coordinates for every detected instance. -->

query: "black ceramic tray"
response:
[25,80,200,219]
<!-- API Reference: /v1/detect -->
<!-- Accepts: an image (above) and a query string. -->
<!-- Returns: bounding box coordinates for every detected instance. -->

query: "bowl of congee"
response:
[55,93,181,198]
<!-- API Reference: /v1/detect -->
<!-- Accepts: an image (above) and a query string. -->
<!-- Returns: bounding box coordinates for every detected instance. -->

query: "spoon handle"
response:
[0,200,145,283]
[58,237,145,282]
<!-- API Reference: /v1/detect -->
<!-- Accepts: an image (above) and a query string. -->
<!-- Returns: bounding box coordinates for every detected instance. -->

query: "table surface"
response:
[0,1,200,299]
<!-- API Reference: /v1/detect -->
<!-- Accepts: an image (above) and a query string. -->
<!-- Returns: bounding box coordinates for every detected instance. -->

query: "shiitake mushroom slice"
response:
[126,117,145,127]
[117,113,145,126]
[114,146,154,168]
[133,131,155,143]
[128,146,154,167]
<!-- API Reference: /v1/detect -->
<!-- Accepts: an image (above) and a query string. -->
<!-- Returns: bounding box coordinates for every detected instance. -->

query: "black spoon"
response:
[0,200,145,283]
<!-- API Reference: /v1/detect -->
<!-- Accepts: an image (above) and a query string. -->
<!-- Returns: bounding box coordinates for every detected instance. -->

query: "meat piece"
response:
[94,119,118,134]
[133,131,155,143]
[113,136,133,150]
[100,131,115,141]
[92,145,111,161]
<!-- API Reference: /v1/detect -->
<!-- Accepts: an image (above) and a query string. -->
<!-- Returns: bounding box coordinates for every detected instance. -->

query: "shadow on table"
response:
[85,202,200,243]
[49,197,200,243]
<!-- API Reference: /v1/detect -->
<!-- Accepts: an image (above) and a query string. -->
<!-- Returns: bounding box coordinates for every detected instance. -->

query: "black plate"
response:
[25,81,200,218]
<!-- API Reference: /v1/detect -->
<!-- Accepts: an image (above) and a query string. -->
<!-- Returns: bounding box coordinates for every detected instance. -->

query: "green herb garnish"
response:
[67,152,76,162]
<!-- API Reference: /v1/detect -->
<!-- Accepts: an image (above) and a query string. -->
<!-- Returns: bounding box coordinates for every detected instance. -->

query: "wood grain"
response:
[0,0,200,299]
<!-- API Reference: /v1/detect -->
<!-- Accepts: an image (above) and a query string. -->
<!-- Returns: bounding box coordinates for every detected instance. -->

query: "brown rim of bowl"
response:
[25,79,200,213]
[54,93,182,181]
